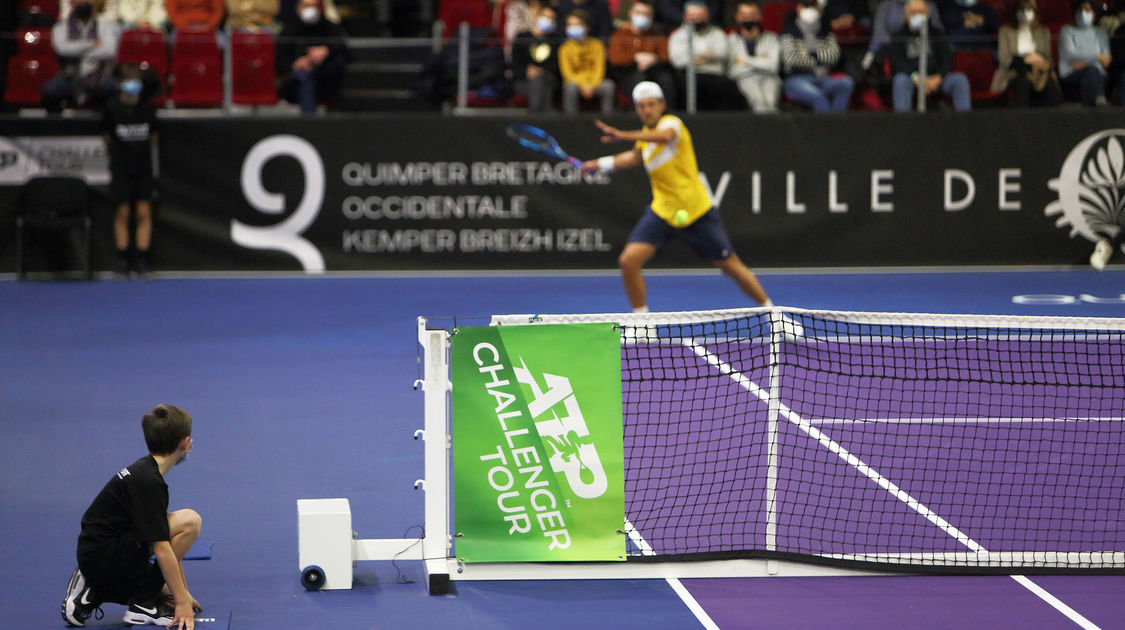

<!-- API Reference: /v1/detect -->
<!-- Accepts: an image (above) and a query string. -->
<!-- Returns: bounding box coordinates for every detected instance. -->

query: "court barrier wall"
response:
[1,110,1121,273]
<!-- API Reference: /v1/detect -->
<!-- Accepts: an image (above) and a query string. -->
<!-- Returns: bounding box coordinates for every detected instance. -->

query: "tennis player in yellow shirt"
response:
[581,81,773,313]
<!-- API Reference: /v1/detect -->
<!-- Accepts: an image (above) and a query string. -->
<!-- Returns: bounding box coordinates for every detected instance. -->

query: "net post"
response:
[765,308,781,564]
[417,317,452,594]
[456,22,469,110]
[686,34,697,114]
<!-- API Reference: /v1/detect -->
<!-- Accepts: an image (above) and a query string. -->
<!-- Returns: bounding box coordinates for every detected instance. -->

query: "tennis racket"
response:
[506,124,583,168]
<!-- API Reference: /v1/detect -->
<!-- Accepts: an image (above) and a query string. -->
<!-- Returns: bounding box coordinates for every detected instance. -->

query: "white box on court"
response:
[297,498,353,590]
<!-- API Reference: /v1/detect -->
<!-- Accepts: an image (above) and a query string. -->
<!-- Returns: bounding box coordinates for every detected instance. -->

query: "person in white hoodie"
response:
[41,0,120,112]
[727,0,780,112]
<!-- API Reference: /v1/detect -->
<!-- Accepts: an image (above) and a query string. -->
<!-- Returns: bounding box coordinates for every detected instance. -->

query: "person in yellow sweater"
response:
[559,10,616,114]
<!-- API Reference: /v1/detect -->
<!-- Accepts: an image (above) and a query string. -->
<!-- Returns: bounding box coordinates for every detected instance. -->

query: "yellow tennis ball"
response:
[673,209,689,227]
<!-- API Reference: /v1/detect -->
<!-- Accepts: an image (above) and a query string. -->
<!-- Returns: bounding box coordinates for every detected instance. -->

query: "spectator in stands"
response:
[867,0,942,57]
[555,0,614,39]
[1101,1,1125,104]
[226,0,281,32]
[504,0,540,61]
[824,0,881,108]
[887,0,971,110]
[938,0,998,50]
[117,0,167,29]
[824,0,871,35]
[779,0,853,111]
[653,0,720,30]
[166,0,223,33]
[559,10,616,113]
[728,0,780,112]
[418,26,507,106]
[41,0,120,112]
[276,0,350,113]
[61,0,120,23]
[669,1,745,109]
[609,1,677,107]
[102,64,158,277]
[1058,0,1119,105]
[278,0,339,25]
[992,0,1060,106]
[511,5,562,111]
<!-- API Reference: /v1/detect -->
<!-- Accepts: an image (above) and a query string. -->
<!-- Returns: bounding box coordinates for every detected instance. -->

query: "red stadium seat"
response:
[762,1,797,33]
[230,31,278,105]
[170,30,222,106]
[4,55,59,105]
[439,0,494,39]
[5,29,58,106]
[118,28,169,103]
[952,49,1001,103]
[118,28,168,74]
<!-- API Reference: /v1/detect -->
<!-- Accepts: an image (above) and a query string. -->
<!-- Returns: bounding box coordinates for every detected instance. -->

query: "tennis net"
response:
[491,307,1125,574]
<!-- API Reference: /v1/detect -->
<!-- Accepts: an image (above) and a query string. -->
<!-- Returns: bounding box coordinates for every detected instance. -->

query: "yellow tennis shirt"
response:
[635,114,711,226]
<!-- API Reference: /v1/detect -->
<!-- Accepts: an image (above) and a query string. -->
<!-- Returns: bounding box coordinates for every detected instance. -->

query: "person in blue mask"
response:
[1058,0,1118,106]
[887,0,971,110]
[101,64,160,278]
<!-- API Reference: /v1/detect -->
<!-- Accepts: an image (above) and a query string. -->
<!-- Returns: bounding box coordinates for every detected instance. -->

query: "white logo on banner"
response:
[232,135,326,272]
[1045,129,1125,243]
[0,136,110,185]
[512,358,608,501]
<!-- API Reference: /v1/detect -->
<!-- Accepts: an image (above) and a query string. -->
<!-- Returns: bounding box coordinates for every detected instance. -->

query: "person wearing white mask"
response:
[867,0,943,56]
[559,10,616,114]
[276,0,351,113]
[1058,0,1116,106]
[991,0,1060,106]
[608,1,678,106]
[778,0,853,111]
[512,6,563,111]
[887,0,971,110]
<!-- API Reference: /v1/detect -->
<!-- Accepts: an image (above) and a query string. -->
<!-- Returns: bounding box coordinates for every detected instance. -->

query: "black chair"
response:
[15,175,93,280]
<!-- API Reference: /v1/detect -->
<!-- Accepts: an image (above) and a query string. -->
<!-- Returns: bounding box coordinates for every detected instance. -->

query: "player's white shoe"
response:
[1090,239,1112,271]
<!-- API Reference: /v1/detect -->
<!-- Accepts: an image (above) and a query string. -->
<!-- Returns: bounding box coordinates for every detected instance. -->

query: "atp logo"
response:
[1046,129,1125,243]
[232,135,326,272]
[513,358,609,500]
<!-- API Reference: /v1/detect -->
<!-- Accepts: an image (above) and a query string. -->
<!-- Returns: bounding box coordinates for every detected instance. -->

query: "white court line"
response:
[626,518,719,628]
[667,577,721,630]
[1011,576,1102,630]
[683,339,1104,630]
[623,518,655,556]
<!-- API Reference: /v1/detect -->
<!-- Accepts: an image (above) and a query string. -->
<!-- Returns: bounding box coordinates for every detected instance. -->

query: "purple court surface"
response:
[2,268,1124,629]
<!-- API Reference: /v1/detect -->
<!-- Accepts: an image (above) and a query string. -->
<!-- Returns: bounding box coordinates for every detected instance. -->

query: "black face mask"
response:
[73,3,93,19]
[693,22,709,34]
[739,20,761,31]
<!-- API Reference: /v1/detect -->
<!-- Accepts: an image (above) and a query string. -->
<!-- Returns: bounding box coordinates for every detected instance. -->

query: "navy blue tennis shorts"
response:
[626,206,735,261]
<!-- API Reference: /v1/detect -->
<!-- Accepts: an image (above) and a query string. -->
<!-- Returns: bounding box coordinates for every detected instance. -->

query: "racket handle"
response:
[567,157,583,168]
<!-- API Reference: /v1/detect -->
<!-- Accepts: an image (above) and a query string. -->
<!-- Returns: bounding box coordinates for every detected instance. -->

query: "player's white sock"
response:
[761,299,774,307]
[633,305,649,314]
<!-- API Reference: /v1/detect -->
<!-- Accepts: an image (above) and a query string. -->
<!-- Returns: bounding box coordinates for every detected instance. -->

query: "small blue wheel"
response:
[301,565,326,591]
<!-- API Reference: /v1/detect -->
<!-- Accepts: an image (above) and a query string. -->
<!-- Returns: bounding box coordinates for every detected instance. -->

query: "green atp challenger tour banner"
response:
[451,323,625,562]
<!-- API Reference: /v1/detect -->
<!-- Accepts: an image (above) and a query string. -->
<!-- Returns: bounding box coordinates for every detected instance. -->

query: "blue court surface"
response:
[2,268,1124,629]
